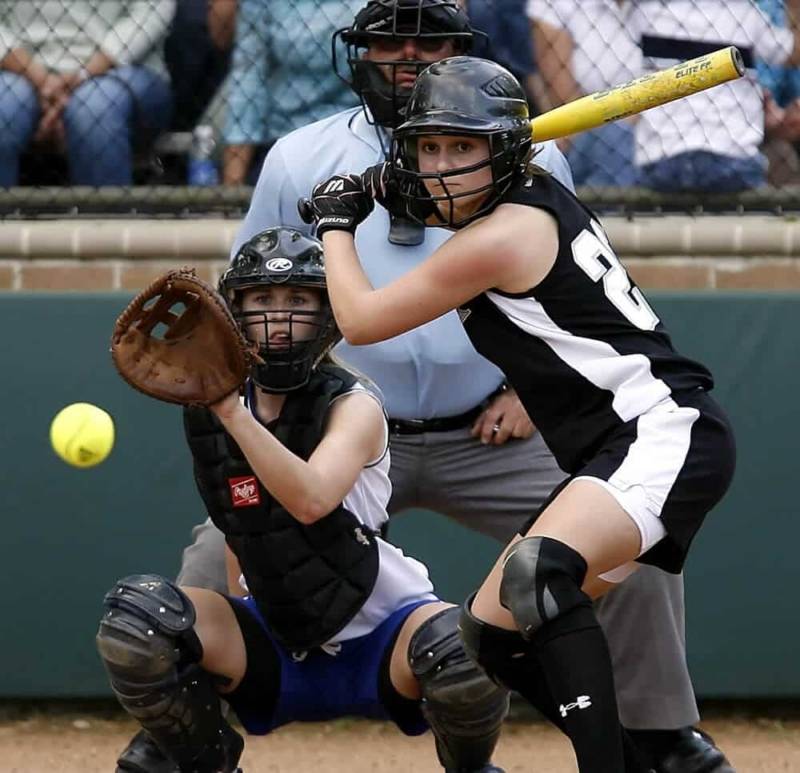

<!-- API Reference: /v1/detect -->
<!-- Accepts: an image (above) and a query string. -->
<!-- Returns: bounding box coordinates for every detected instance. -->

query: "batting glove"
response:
[362,161,438,224]
[310,173,374,238]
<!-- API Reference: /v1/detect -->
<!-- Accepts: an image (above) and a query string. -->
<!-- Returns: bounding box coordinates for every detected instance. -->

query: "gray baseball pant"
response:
[176,427,699,729]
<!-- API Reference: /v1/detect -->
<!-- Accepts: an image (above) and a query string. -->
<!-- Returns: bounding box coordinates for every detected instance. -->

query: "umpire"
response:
[116,2,732,771]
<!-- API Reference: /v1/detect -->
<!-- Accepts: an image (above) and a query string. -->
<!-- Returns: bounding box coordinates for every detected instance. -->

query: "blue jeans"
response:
[639,150,766,192]
[0,66,172,186]
[567,122,638,187]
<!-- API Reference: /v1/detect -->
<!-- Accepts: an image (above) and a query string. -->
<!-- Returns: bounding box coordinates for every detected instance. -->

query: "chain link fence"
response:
[1,0,799,217]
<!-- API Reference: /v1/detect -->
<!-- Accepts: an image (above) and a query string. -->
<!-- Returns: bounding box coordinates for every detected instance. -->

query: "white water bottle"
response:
[187,125,219,186]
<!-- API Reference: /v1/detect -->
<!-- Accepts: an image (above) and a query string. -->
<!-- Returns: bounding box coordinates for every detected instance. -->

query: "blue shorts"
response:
[226,596,434,736]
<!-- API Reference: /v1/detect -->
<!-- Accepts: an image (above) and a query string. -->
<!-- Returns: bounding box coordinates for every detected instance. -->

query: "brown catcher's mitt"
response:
[111,268,259,406]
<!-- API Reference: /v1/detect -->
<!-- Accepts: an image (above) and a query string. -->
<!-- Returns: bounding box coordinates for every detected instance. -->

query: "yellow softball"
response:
[50,402,115,468]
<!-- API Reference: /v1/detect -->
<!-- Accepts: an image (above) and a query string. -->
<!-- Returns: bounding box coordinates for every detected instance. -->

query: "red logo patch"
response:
[229,476,260,507]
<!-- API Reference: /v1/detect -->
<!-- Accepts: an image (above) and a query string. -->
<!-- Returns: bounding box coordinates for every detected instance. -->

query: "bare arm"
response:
[0,47,48,87]
[323,205,557,345]
[223,144,256,185]
[209,0,238,51]
[210,391,385,524]
[531,18,580,110]
[786,0,800,66]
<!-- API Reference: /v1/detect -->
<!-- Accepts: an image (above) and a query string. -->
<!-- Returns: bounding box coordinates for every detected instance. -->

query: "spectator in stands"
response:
[0,1,176,187]
[631,0,800,192]
[162,0,233,133]
[527,0,641,186]
[222,0,362,185]
[463,0,541,110]
[756,0,800,184]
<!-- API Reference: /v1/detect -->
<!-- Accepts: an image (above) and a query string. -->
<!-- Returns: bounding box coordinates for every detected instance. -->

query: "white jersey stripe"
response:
[607,399,700,516]
[485,291,672,421]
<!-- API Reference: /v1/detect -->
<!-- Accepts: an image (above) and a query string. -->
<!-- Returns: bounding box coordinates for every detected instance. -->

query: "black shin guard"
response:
[497,537,648,773]
[459,596,647,772]
[96,574,243,773]
[409,607,509,771]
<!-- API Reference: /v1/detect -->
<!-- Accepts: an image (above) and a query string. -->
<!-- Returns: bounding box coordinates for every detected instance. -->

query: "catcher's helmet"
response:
[392,56,532,227]
[220,228,340,393]
[333,0,475,129]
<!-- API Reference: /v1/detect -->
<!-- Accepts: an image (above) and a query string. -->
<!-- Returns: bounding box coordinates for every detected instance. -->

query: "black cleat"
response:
[116,727,245,773]
[116,729,177,773]
[653,727,736,773]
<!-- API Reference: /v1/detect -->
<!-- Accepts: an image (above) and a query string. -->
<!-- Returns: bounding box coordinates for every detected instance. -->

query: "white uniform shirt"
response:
[333,386,437,641]
[631,0,793,165]
[526,0,641,93]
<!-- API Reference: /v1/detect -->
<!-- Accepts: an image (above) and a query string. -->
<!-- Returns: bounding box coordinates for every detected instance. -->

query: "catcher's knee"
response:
[97,574,200,671]
[96,574,202,711]
[96,574,242,771]
[409,606,509,770]
[499,536,591,639]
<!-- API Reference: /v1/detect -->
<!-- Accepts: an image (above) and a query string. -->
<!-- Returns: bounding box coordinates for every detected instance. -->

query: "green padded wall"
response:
[0,292,797,697]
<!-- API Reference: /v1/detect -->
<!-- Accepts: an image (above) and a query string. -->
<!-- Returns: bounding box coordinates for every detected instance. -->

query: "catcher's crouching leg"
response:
[409,607,509,772]
[96,574,243,773]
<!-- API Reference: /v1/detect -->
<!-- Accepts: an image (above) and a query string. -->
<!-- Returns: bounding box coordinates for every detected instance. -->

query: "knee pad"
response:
[499,536,590,640]
[96,574,242,772]
[408,606,509,771]
[96,574,202,689]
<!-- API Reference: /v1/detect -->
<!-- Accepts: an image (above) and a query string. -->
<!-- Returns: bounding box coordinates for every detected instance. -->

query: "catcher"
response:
[96,226,508,773]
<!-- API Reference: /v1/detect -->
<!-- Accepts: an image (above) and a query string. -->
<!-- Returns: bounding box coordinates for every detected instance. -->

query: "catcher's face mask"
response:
[221,227,340,394]
[235,286,336,394]
[333,0,476,129]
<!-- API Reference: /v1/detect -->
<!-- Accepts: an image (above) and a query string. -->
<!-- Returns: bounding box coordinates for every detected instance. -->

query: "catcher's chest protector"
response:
[183,366,380,651]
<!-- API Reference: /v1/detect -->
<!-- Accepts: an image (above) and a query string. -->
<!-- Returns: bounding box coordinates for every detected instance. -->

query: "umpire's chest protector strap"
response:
[182,366,379,651]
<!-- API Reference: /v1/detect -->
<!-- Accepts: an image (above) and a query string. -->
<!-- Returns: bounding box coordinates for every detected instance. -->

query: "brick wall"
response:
[1,216,800,291]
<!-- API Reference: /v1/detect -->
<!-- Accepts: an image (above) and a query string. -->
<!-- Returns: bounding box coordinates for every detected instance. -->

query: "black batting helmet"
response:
[391,55,533,227]
[333,0,476,129]
[220,228,340,393]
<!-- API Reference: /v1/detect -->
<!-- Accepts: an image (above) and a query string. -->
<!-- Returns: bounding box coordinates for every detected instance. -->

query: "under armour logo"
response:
[354,527,370,547]
[559,695,592,717]
[323,179,345,193]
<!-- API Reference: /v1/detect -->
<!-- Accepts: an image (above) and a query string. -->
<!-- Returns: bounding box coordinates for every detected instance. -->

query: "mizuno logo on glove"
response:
[318,216,353,226]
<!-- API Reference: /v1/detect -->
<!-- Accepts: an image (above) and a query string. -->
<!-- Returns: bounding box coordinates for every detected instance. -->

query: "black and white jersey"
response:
[459,173,713,473]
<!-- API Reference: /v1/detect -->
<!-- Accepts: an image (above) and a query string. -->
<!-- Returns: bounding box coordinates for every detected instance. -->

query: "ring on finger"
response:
[491,423,502,435]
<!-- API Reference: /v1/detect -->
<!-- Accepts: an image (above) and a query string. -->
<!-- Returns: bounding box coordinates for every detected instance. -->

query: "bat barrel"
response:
[530,46,745,143]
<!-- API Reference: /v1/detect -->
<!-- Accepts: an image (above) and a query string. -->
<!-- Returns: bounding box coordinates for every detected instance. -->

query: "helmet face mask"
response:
[221,228,340,394]
[333,0,475,129]
[391,56,533,228]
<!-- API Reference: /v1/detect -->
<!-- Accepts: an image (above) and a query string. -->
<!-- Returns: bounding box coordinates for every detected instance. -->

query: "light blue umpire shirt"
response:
[231,107,575,420]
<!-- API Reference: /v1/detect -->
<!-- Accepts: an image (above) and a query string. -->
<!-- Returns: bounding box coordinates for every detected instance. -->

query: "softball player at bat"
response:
[96,227,508,773]
[305,56,737,773]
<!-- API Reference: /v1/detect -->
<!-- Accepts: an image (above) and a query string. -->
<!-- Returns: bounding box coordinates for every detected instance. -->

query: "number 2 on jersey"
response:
[571,220,660,331]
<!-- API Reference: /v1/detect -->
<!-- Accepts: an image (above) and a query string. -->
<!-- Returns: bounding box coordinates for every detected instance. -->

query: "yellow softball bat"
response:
[530,46,746,142]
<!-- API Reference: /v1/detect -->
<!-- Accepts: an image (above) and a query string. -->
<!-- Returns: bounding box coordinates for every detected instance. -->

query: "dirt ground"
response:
[1,705,799,772]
